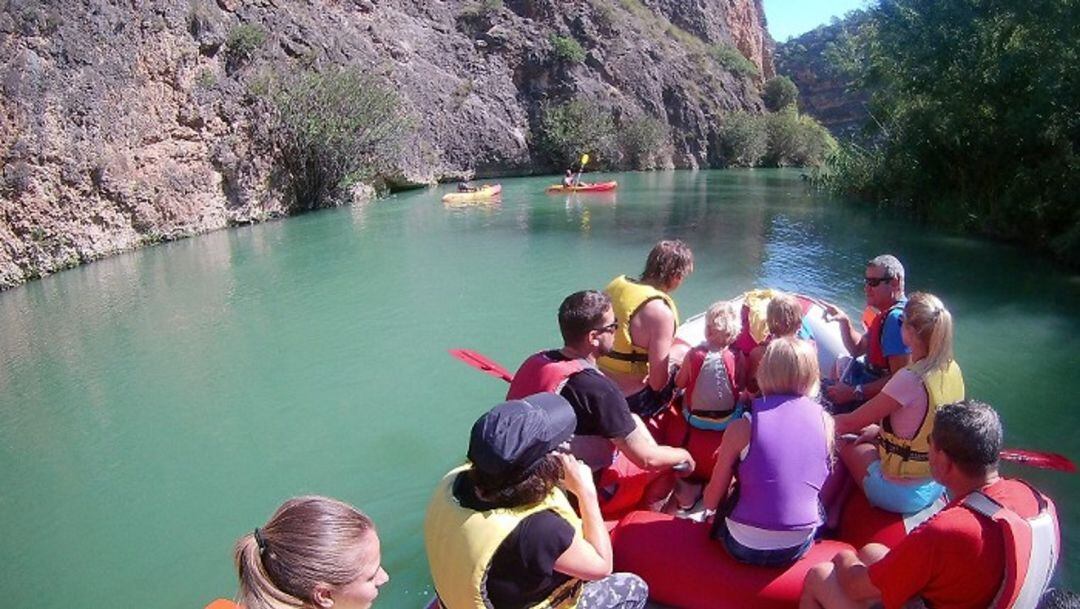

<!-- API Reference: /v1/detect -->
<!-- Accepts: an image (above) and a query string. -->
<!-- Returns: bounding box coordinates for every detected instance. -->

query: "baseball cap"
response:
[467,392,576,481]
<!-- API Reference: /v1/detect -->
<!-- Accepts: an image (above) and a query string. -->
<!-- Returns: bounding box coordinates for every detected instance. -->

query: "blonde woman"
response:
[233,496,389,609]
[702,337,833,566]
[834,292,964,514]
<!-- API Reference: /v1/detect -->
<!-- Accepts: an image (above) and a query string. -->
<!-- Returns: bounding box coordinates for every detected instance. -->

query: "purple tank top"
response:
[729,394,830,530]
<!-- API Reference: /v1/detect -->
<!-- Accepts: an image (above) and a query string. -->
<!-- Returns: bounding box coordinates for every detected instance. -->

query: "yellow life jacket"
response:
[597,275,680,377]
[741,288,780,345]
[878,360,965,478]
[424,465,584,609]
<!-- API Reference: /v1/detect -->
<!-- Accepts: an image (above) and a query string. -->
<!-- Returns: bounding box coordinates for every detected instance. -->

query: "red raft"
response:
[544,180,619,193]
[611,491,944,609]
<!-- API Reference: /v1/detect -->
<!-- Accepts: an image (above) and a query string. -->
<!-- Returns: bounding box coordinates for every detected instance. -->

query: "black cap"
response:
[468,392,577,481]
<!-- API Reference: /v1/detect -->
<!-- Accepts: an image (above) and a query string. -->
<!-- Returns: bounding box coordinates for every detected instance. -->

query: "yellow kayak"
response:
[441,184,502,203]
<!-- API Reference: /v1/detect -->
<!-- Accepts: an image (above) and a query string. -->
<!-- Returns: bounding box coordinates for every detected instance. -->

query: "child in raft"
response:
[746,292,815,394]
[702,337,834,566]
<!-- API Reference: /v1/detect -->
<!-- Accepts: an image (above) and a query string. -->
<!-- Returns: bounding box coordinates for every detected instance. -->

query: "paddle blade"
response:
[581,153,590,166]
[449,349,514,383]
[1000,448,1076,473]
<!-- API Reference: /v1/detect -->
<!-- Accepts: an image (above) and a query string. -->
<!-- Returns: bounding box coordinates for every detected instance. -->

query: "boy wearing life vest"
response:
[746,292,815,394]
[823,255,911,411]
[659,300,745,485]
[424,393,649,609]
[800,400,1060,609]
[598,240,694,419]
[507,290,694,520]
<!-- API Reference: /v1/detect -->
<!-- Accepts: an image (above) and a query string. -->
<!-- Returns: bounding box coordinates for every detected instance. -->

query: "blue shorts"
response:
[863,461,943,514]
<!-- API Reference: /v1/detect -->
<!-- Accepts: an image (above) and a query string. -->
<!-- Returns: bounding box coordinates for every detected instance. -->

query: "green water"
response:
[0,169,1076,608]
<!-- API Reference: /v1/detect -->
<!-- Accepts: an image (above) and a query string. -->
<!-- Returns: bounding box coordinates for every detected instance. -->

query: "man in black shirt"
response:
[507,290,694,519]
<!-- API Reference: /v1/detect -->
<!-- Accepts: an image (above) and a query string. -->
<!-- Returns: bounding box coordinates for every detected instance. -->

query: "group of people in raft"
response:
[222,240,1065,609]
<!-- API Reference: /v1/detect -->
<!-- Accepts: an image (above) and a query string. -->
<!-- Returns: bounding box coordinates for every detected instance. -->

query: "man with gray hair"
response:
[823,254,911,410]
[801,400,1060,609]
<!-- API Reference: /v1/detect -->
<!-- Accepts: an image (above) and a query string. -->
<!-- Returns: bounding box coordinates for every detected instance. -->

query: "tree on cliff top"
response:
[266,68,412,210]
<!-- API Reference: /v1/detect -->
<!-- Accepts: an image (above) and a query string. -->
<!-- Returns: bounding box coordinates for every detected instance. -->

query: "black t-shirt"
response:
[453,474,575,609]
[540,350,636,439]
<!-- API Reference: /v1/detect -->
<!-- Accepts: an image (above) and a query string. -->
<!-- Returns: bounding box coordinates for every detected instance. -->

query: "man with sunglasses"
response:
[508,290,695,519]
[824,255,911,410]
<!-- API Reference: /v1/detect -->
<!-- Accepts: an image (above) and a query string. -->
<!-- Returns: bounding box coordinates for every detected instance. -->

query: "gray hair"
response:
[867,254,905,284]
[931,400,1002,478]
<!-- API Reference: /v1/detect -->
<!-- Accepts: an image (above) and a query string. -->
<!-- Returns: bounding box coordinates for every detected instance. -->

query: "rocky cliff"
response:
[774,14,869,138]
[0,0,774,290]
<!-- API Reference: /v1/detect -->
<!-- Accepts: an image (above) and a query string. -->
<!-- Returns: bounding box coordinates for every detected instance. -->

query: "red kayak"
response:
[545,181,618,193]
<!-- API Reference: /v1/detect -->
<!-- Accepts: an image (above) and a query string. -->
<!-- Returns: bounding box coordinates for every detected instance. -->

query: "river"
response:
[0,169,1076,608]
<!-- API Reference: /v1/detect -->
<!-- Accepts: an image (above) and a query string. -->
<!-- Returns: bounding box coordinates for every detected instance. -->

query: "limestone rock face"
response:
[0,0,773,289]
[774,15,870,138]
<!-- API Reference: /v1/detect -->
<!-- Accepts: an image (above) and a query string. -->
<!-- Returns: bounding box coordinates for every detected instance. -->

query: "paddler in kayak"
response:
[599,239,694,418]
[424,393,649,609]
[801,399,1060,609]
[822,255,912,412]
[563,169,576,188]
[233,496,389,609]
[507,290,695,520]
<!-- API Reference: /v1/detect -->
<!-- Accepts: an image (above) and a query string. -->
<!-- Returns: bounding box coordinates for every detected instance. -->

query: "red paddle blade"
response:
[1000,449,1076,473]
[449,349,514,383]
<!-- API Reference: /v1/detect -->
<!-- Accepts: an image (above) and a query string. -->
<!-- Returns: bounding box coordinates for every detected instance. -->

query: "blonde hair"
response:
[903,292,955,379]
[767,293,802,337]
[757,336,820,397]
[234,496,375,609]
[705,300,741,348]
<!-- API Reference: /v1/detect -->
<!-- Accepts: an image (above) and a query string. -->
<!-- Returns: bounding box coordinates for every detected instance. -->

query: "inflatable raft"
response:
[544,180,618,193]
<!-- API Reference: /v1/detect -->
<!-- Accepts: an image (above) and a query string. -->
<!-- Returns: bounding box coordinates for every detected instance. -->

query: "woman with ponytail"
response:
[833,292,965,513]
[233,496,389,609]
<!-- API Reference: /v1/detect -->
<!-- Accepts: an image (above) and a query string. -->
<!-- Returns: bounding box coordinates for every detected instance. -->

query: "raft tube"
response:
[544,181,618,193]
[610,491,944,609]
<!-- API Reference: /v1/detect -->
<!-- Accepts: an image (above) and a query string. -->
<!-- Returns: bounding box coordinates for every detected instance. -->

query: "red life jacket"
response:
[866,301,905,371]
[961,481,1060,609]
[681,345,738,410]
[506,351,589,400]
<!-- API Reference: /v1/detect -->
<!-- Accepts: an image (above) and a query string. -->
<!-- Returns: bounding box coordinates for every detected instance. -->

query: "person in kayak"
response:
[599,239,694,418]
[424,393,649,609]
[457,181,478,192]
[833,292,964,514]
[233,496,389,609]
[563,169,576,188]
[823,255,911,411]
[801,400,1060,609]
[506,290,695,520]
[701,336,834,566]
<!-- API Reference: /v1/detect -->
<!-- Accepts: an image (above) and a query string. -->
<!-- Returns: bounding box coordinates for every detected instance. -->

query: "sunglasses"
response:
[864,275,893,287]
[594,321,619,334]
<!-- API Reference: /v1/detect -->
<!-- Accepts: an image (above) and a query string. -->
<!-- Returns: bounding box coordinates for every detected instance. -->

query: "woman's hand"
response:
[557,453,597,500]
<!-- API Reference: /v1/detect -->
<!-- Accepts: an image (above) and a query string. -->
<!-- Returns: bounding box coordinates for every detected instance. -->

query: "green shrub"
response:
[539,100,617,169]
[764,110,836,167]
[619,116,668,169]
[718,112,768,167]
[226,23,265,64]
[267,68,412,210]
[708,44,758,78]
[762,76,799,112]
[195,69,217,88]
[550,34,587,64]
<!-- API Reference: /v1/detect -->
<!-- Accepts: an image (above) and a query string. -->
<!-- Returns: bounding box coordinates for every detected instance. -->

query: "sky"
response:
[762,0,870,42]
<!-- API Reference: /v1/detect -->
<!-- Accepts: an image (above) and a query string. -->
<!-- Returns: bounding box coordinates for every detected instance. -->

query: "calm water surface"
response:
[1,169,1077,608]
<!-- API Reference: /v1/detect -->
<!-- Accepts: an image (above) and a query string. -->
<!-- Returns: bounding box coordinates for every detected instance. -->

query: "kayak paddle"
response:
[449,348,514,383]
[573,153,590,188]
[999,448,1076,473]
